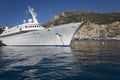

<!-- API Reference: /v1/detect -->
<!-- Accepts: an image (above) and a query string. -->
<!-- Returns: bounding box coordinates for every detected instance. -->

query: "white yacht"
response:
[0,7,83,46]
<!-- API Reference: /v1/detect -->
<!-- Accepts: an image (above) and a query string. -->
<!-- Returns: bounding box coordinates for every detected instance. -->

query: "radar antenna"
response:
[28,6,39,24]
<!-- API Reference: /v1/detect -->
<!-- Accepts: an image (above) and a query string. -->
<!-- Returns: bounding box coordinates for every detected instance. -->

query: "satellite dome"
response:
[28,19,33,23]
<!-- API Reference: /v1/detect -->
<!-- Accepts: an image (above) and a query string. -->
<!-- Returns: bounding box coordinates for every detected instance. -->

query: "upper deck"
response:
[0,6,45,37]
[0,23,45,37]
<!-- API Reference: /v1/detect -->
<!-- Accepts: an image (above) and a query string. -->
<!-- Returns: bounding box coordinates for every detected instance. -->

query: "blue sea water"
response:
[0,41,120,80]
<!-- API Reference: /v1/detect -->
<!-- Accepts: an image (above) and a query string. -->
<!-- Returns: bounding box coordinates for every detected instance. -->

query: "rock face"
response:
[76,23,107,39]
[76,22,120,39]
[107,22,120,37]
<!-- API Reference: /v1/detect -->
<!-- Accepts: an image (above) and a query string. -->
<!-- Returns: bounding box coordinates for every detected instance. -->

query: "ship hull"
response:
[0,22,83,46]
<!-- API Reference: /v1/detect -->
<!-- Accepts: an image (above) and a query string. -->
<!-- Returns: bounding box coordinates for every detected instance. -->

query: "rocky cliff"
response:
[76,22,120,39]
[43,10,120,39]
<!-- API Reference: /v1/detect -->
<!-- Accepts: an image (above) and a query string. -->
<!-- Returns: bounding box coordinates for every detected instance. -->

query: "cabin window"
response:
[48,29,50,31]
[20,28,22,31]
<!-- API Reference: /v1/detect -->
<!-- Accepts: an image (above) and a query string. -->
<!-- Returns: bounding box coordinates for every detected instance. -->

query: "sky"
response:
[0,0,120,27]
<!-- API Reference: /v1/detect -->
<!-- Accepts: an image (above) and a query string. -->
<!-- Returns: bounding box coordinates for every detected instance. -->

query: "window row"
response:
[25,25,40,28]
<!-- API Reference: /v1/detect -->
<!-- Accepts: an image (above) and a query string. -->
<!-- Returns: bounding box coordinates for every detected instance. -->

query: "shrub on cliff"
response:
[43,11,120,27]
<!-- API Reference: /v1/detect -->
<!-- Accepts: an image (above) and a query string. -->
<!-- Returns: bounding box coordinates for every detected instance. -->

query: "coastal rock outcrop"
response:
[75,22,120,39]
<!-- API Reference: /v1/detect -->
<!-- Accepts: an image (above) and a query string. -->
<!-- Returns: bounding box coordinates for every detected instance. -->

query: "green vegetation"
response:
[43,10,120,27]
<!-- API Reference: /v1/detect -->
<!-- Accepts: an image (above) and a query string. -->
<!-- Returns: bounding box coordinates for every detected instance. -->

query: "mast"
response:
[28,6,39,24]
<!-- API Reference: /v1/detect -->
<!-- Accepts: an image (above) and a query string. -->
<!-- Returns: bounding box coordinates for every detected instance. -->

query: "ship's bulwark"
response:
[0,22,83,46]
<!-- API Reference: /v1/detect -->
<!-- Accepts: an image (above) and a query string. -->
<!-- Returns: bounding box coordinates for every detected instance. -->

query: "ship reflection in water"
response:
[0,41,120,80]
